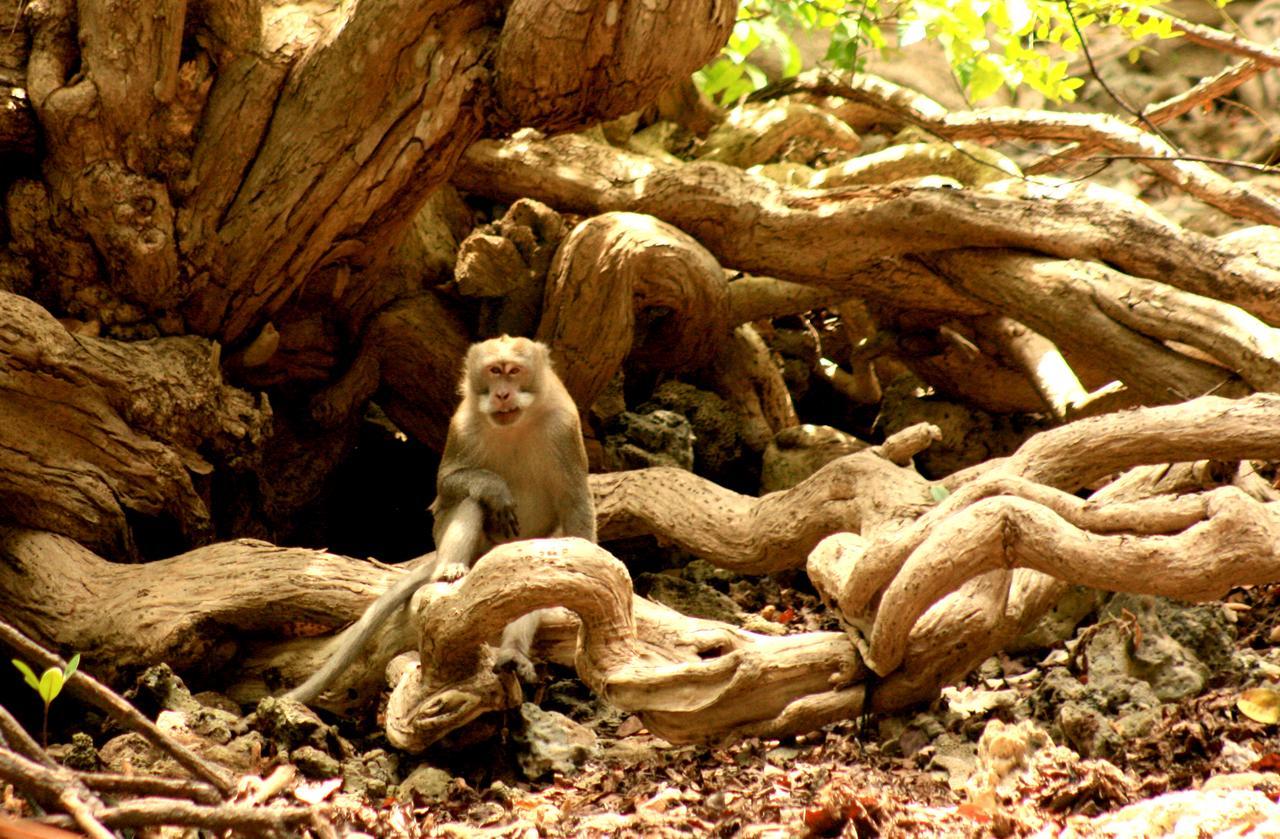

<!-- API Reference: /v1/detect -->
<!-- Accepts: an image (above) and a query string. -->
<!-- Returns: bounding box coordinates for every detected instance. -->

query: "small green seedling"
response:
[13,653,80,746]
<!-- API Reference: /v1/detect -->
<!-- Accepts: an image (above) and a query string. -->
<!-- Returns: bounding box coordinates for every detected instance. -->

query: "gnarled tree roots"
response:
[385,538,866,750]
[4,395,1280,748]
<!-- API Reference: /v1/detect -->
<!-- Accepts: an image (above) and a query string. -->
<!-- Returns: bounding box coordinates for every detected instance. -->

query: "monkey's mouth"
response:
[491,408,521,425]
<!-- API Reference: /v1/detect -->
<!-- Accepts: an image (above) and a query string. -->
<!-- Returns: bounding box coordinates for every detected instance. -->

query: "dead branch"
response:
[0,705,55,769]
[973,316,1086,419]
[771,71,1280,226]
[1028,55,1271,174]
[455,133,1280,326]
[0,748,112,839]
[41,799,317,833]
[592,426,936,574]
[868,486,1277,675]
[1134,7,1280,68]
[998,392,1280,488]
[490,0,734,133]
[809,392,1280,710]
[385,538,866,750]
[0,619,235,795]
[308,292,471,449]
[0,291,270,560]
[0,529,420,713]
[919,249,1257,403]
[727,274,839,324]
[702,325,799,450]
[538,212,730,409]
[78,773,220,805]
[0,525,865,745]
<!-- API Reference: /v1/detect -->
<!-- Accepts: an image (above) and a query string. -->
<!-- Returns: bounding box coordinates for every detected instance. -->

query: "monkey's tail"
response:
[283,502,485,705]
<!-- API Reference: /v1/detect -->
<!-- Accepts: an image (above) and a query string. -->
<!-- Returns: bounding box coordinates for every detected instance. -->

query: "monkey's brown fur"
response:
[287,336,595,704]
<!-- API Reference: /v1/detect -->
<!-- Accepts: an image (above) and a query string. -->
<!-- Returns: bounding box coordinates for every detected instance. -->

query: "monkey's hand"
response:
[437,468,520,544]
[475,482,519,543]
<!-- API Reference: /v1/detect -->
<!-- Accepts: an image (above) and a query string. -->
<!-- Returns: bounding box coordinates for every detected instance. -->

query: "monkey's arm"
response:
[433,468,519,541]
[554,431,596,542]
[284,553,440,704]
[560,489,597,542]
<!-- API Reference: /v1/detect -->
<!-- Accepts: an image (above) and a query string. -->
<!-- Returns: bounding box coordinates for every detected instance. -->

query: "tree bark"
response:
[0,291,269,560]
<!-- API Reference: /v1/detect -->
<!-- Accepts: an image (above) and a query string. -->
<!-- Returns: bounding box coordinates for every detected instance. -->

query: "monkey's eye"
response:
[508,365,522,376]
[488,365,502,376]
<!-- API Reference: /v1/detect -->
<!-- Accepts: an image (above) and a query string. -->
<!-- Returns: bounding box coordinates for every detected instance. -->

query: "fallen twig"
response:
[40,798,319,833]
[0,747,112,839]
[0,619,235,795]
[77,771,221,805]
[768,70,1280,226]
[0,704,56,769]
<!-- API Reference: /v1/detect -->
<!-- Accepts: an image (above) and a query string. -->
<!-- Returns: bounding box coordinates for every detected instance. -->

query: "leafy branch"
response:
[696,0,1194,105]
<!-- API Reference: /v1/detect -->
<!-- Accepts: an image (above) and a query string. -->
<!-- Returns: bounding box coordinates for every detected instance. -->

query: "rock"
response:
[637,573,747,626]
[255,695,334,752]
[1010,586,1103,652]
[512,703,598,780]
[640,381,753,490]
[341,749,400,799]
[99,728,265,777]
[1093,595,1213,702]
[602,409,695,471]
[1056,703,1118,759]
[1203,770,1280,791]
[192,691,244,715]
[878,376,1047,477]
[975,719,1052,787]
[1083,789,1280,836]
[398,765,454,802]
[291,745,341,779]
[52,732,103,772]
[1031,665,1162,759]
[1145,595,1238,677]
[930,732,979,791]
[130,663,202,715]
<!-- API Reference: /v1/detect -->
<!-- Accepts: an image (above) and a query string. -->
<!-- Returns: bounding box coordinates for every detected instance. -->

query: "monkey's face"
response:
[466,336,546,427]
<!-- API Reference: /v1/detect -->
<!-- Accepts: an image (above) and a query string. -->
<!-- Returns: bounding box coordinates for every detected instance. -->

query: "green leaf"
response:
[63,653,80,682]
[779,31,804,76]
[929,485,952,502]
[39,667,63,704]
[696,59,746,98]
[697,0,1183,106]
[13,659,40,692]
[967,56,1006,101]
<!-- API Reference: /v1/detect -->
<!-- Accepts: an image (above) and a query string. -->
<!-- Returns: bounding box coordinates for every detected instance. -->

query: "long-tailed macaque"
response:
[287,336,595,704]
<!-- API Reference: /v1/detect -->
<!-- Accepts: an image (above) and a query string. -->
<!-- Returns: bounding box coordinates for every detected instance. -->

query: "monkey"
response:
[286,335,595,704]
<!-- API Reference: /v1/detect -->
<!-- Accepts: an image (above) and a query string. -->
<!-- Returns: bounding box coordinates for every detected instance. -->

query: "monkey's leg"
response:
[431,498,488,582]
[284,502,489,703]
[493,610,542,683]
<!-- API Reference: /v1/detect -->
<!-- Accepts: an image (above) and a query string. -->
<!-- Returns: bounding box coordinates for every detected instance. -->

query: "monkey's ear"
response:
[532,339,554,375]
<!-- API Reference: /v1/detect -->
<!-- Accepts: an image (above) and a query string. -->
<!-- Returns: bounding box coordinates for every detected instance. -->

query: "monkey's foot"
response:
[431,561,469,582]
[493,648,537,683]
